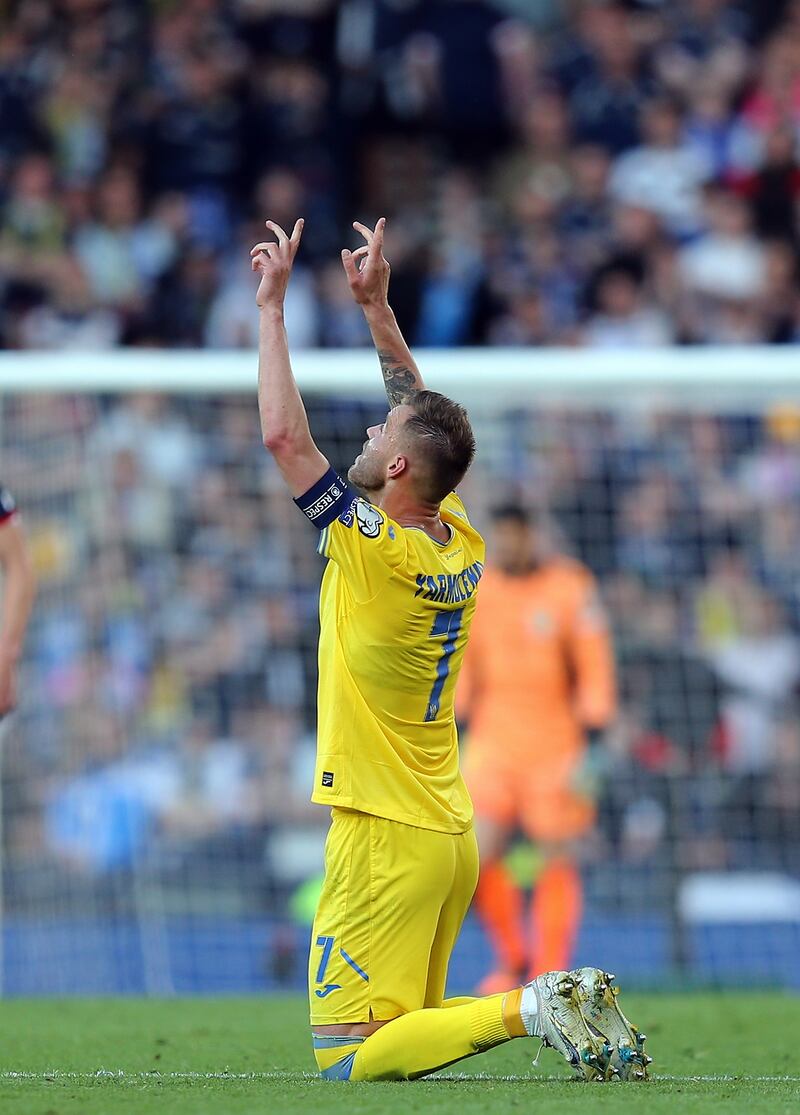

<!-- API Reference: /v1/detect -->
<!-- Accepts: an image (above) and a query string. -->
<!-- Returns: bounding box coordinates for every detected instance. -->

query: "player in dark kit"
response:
[0,487,36,718]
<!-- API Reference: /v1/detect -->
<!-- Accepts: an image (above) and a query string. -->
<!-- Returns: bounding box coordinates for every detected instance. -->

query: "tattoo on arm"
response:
[377,350,420,406]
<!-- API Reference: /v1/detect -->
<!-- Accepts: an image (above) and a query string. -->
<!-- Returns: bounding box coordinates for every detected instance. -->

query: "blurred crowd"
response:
[5,0,800,349]
[3,391,800,921]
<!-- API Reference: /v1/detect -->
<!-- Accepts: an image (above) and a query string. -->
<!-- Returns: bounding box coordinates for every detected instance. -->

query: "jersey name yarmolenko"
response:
[414,561,484,604]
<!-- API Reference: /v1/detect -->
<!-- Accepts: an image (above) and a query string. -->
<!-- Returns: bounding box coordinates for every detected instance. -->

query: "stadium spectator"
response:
[680,187,767,302]
[708,591,800,774]
[608,96,709,238]
[583,262,673,348]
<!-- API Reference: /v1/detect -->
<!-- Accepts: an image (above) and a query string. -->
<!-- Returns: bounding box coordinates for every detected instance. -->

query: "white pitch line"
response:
[1,1070,800,1084]
[0,1071,314,1082]
[445,1073,800,1084]
[646,1075,800,1084]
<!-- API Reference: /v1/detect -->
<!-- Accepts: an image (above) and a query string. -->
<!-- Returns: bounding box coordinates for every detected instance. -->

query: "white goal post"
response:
[1,345,799,405]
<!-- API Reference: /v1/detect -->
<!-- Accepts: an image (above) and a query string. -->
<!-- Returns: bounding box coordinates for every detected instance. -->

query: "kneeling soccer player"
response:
[251,215,650,1082]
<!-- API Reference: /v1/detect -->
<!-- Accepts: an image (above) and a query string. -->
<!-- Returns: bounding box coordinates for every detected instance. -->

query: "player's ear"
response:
[387,454,408,480]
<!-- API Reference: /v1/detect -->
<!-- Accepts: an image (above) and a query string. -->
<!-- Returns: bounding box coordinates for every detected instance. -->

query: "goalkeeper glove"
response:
[571,727,610,799]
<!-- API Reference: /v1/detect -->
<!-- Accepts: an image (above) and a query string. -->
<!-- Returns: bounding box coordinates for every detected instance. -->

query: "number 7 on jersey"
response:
[424,607,465,722]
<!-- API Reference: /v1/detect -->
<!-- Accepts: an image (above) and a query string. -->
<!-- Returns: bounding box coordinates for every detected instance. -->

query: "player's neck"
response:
[376,489,450,544]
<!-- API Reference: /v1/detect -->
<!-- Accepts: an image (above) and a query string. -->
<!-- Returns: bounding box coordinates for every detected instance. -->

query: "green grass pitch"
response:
[1,994,798,1114]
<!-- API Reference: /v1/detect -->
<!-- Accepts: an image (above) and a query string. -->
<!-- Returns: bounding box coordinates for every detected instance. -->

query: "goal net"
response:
[1,350,799,994]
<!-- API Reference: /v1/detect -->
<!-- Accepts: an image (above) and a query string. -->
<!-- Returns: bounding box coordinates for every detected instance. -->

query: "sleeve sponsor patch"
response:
[355,501,384,538]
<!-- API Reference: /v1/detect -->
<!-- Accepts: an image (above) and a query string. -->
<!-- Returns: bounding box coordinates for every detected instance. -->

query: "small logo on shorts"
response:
[315,984,341,998]
[321,771,334,788]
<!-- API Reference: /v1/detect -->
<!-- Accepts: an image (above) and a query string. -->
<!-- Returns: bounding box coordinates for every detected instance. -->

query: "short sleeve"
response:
[319,498,407,603]
[0,488,17,525]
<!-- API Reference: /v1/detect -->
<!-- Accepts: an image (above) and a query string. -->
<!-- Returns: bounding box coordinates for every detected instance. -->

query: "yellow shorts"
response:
[309,808,479,1025]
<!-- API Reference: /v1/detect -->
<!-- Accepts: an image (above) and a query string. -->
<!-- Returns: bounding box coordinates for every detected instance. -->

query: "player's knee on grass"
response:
[312,1021,389,1080]
[312,1033,367,1080]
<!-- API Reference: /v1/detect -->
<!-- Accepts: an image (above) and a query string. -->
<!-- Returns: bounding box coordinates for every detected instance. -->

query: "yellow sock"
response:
[313,995,484,1076]
[338,991,526,1081]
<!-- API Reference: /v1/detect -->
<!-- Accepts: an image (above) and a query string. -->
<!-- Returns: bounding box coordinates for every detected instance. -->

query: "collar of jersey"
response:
[405,523,455,547]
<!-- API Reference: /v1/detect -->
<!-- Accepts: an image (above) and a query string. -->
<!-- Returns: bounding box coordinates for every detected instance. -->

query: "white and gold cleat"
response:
[522,970,616,1081]
[570,967,652,1081]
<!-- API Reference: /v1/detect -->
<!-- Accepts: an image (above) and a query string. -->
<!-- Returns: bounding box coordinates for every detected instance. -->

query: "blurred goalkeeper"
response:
[251,217,646,1083]
[0,487,36,719]
[459,506,616,989]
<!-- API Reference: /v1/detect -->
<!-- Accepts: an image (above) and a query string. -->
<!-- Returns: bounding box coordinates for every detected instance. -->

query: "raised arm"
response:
[0,511,36,717]
[342,218,427,405]
[251,219,329,497]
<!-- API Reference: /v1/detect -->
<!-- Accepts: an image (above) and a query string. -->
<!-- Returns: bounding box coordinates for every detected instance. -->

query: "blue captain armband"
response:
[294,468,356,530]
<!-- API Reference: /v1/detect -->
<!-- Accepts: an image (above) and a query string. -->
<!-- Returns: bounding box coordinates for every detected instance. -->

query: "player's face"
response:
[492,519,536,575]
[348,406,410,494]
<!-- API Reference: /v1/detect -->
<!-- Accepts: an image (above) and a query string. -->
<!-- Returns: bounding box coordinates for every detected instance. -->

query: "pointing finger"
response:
[353,220,374,245]
[265,220,289,247]
[289,217,304,256]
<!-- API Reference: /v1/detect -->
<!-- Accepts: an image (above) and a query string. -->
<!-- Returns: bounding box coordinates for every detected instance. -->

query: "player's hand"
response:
[342,217,390,307]
[0,652,18,717]
[250,218,304,309]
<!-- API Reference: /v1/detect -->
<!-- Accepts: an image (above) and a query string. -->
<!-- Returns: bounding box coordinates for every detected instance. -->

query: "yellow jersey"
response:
[297,471,485,834]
